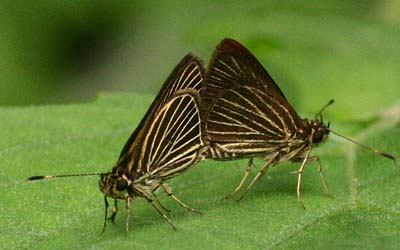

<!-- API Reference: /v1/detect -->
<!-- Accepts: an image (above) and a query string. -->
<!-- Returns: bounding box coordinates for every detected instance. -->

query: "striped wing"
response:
[119,54,205,162]
[203,38,304,157]
[139,91,205,179]
[207,85,301,156]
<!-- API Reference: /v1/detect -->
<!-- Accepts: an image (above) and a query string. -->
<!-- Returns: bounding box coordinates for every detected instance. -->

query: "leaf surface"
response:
[1,92,399,250]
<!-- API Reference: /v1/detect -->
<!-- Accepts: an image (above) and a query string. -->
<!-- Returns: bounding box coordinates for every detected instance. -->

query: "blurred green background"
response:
[0,1,399,118]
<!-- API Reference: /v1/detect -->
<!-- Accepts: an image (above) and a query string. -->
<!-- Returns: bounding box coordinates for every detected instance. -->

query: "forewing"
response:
[202,38,302,131]
[208,85,303,154]
[139,91,205,179]
[119,54,205,160]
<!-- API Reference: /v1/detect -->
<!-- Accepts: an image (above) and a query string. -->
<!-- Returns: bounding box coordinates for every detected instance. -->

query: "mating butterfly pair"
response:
[28,38,395,234]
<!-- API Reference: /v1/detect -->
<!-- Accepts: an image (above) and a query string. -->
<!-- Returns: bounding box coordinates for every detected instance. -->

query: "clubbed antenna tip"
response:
[27,175,50,181]
[314,99,335,119]
[380,152,397,167]
[329,130,397,167]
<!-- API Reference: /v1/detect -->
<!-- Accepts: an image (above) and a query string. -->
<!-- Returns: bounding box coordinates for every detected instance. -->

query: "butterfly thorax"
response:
[271,118,329,163]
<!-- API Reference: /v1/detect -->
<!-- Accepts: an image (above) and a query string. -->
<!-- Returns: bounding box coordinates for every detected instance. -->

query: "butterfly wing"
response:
[138,91,206,179]
[119,54,205,163]
[203,38,304,157]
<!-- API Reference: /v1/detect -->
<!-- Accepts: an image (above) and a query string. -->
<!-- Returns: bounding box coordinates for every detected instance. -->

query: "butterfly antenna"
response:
[329,129,396,167]
[315,99,335,120]
[27,173,103,181]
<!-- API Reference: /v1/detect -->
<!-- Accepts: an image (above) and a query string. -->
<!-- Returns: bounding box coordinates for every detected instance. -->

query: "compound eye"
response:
[116,179,128,191]
[312,130,324,143]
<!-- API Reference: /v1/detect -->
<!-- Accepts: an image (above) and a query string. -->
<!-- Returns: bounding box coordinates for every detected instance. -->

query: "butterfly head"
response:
[99,170,131,199]
[309,119,330,146]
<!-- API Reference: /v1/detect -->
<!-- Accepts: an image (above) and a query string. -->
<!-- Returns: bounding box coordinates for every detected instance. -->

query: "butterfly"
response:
[201,38,395,207]
[29,53,209,233]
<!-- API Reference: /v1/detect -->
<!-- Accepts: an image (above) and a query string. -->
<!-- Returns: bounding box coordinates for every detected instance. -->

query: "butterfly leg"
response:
[222,158,254,200]
[294,149,313,209]
[161,183,203,215]
[309,156,332,198]
[292,155,332,199]
[237,154,278,202]
[146,195,177,230]
[102,196,120,233]
[102,196,109,233]
[109,198,119,223]
[151,183,171,213]
[124,195,132,235]
[133,186,177,230]
[152,193,171,213]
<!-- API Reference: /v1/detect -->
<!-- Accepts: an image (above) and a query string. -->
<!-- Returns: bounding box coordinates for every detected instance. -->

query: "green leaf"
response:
[1,93,399,250]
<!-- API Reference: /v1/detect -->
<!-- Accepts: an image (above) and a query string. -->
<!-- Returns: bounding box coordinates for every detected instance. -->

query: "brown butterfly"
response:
[201,38,395,207]
[28,53,209,233]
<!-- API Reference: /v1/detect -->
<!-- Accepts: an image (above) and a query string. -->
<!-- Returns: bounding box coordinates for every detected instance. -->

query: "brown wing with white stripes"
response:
[203,38,304,157]
[207,85,302,156]
[203,38,302,128]
[138,91,205,179]
[119,54,205,162]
